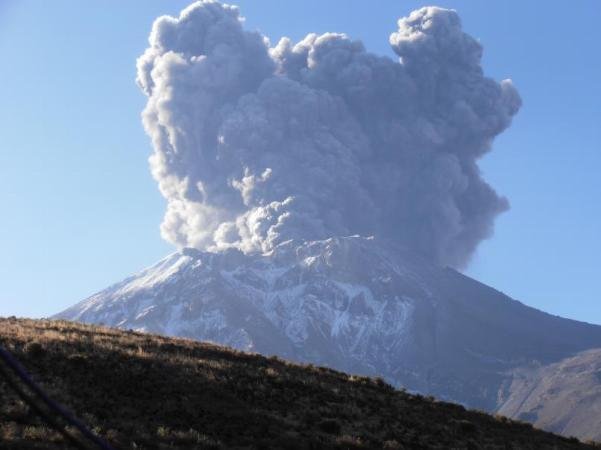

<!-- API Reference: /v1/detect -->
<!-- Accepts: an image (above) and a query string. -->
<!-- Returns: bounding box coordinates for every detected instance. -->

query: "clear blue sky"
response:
[0,1,599,323]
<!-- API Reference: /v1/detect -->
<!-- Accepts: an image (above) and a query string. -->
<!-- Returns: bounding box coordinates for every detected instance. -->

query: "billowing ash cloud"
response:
[137,1,521,268]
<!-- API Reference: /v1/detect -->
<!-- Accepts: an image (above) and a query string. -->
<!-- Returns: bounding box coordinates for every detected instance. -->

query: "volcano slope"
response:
[0,318,596,449]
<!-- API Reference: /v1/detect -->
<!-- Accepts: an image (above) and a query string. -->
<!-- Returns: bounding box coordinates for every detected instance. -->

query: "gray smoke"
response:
[137,1,521,268]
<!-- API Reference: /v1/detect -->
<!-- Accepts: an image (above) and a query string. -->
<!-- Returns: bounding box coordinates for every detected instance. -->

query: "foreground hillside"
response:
[0,318,595,449]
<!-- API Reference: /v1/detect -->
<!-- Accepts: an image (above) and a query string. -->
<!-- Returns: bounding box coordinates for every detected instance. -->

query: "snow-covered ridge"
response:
[59,237,423,354]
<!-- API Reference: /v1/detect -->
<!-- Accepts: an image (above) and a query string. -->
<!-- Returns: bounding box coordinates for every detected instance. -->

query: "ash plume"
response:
[136,1,521,268]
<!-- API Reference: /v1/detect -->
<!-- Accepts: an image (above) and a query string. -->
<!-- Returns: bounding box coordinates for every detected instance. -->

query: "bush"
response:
[24,341,45,358]
[456,420,477,434]
[318,419,341,434]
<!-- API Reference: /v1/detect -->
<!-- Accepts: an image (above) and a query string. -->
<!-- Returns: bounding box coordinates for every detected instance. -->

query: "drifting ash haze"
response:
[137,1,521,269]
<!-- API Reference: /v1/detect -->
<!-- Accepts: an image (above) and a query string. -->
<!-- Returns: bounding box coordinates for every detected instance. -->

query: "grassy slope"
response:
[0,318,595,450]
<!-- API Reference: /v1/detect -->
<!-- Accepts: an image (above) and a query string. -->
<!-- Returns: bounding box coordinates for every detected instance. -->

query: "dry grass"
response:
[0,317,597,449]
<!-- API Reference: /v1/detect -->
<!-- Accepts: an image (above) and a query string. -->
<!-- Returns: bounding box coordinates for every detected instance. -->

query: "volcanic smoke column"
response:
[136,1,521,269]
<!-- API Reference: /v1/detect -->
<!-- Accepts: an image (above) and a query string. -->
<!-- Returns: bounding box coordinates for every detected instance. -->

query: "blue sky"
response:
[0,1,599,323]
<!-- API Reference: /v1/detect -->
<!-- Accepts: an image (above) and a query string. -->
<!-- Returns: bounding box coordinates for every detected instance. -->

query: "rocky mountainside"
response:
[497,348,601,441]
[56,236,601,435]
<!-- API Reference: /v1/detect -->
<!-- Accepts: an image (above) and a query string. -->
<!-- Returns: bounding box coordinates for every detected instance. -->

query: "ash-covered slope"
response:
[56,236,601,414]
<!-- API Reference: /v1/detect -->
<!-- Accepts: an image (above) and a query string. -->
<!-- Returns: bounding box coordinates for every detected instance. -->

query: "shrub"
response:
[318,419,342,434]
[24,341,45,358]
[22,425,59,441]
[456,419,477,434]
[335,434,363,448]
